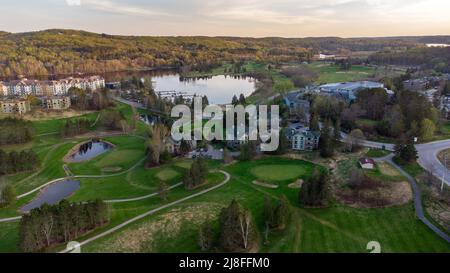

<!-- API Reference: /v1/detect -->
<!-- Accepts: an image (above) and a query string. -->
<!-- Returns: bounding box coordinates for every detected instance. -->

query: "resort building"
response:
[1,76,105,97]
[291,129,320,151]
[317,81,385,102]
[283,91,311,122]
[0,99,31,114]
[42,96,71,110]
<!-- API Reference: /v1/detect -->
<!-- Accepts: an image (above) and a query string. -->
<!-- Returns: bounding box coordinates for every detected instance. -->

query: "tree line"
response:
[0,29,429,78]
[69,87,113,111]
[0,149,40,176]
[20,199,109,252]
[61,118,91,137]
[0,117,34,145]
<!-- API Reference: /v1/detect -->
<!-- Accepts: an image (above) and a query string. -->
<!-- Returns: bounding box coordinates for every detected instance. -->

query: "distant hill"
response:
[0,29,446,78]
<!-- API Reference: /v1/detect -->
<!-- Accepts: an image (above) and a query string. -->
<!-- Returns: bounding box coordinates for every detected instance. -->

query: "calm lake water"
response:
[20,180,80,212]
[426,43,450,48]
[69,140,113,162]
[150,75,256,104]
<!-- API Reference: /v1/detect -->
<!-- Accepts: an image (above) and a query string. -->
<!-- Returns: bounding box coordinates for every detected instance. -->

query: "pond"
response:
[20,180,80,213]
[68,139,113,162]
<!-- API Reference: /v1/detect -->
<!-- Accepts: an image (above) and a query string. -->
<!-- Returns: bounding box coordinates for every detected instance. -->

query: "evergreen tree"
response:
[0,185,16,208]
[158,181,169,201]
[299,169,330,207]
[310,114,320,131]
[231,95,239,106]
[395,139,418,163]
[183,158,209,190]
[239,94,246,105]
[219,200,257,252]
[319,120,334,158]
[273,195,290,230]
[223,148,233,164]
[198,221,215,251]
[334,119,341,141]
[179,140,191,155]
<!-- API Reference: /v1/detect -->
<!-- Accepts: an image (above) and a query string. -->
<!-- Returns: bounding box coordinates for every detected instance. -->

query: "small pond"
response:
[68,139,113,162]
[20,180,80,213]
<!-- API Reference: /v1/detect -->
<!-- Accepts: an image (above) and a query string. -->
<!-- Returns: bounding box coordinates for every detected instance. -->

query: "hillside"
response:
[0,29,447,78]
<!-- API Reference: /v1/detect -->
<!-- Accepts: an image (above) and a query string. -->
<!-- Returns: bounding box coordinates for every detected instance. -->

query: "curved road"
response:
[416,139,450,186]
[341,132,450,186]
[379,154,450,243]
[60,170,231,253]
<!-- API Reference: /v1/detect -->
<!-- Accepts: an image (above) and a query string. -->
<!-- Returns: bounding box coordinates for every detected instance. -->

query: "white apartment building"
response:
[1,76,105,97]
[1,99,31,114]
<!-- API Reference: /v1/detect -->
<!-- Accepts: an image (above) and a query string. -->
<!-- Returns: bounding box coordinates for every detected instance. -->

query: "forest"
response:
[19,199,109,252]
[1,29,446,78]
[369,47,450,73]
[0,117,34,145]
[0,149,40,175]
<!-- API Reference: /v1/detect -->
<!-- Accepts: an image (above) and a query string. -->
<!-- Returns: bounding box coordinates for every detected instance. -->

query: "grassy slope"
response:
[81,157,450,253]
[310,62,376,84]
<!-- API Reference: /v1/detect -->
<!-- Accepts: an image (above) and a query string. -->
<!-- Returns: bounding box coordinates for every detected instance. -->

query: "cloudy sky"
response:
[1,0,450,37]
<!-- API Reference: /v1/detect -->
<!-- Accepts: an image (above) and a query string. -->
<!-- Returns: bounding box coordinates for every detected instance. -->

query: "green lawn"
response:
[0,222,20,253]
[77,156,449,253]
[310,62,376,84]
[250,164,311,182]
[366,149,391,158]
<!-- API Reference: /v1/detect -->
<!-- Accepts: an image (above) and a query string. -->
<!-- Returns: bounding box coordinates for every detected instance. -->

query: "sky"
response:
[1,0,450,37]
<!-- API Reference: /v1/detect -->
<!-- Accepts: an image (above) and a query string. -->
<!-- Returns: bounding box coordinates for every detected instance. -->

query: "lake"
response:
[426,43,450,48]
[20,180,80,213]
[150,75,256,104]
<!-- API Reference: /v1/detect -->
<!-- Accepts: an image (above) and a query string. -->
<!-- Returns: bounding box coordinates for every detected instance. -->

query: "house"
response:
[359,158,375,170]
[1,99,31,114]
[291,130,320,151]
[42,96,71,110]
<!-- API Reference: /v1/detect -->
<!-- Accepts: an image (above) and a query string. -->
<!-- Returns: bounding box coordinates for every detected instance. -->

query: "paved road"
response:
[111,96,168,116]
[340,131,395,151]
[0,216,22,223]
[379,154,450,244]
[104,183,183,203]
[340,131,450,186]
[60,170,231,253]
[416,139,450,186]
